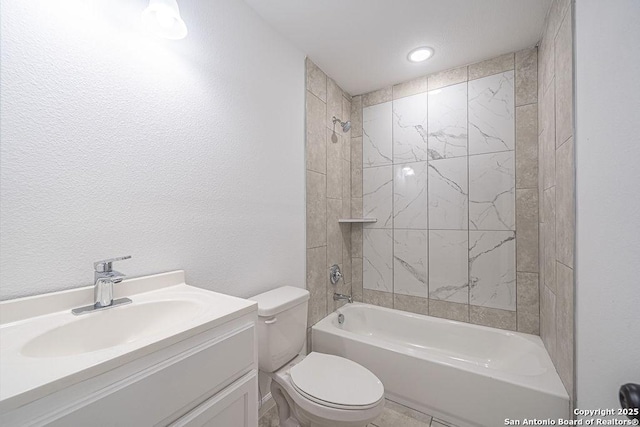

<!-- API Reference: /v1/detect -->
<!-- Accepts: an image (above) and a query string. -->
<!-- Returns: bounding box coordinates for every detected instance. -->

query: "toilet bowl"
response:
[250,287,384,427]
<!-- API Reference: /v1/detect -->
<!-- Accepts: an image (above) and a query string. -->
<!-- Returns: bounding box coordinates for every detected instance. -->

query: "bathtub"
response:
[312,303,569,427]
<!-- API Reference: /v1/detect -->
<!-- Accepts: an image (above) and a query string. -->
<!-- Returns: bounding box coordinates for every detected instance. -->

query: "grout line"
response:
[516,101,539,108]
[426,87,430,308]
[466,76,471,319]
[390,99,395,308]
[514,68,519,331]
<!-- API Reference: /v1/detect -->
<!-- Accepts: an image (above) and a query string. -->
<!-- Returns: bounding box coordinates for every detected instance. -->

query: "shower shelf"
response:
[338,218,377,223]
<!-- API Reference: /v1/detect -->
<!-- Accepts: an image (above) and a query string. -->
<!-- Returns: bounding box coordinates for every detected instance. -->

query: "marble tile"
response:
[363,289,393,309]
[429,299,469,323]
[363,86,392,108]
[469,231,516,311]
[394,162,428,229]
[427,66,468,91]
[258,403,279,427]
[517,272,540,334]
[326,198,342,268]
[306,92,326,174]
[428,230,468,303]
[515,48,538,106]
[393,93,429,163]
[342,160,351,217]
[363,229,393,292]
[542,186,556,292]
[469,305,517,331]
[326,131,342,199]
[306,171,326,248]
[556,262,574,395]
[393,75,429,100]
[351,95,363,137]
[540,81,556,189]
[547,0,572,50]
[327,78,344,130]
[540,284,557,362]
[427,83,468,159]
[363,102,393,167]
[468,71,515,155]
[351,136,363,198]
[555,13,573,147]
[556,138,574,268]
[468,53,514,81]
[307,246,327,326]
[394,230,428,297]
[306,58,326,102]
[516,189,539,273]
[469,151,515,231]
[342,96,352,161]
[342,224,352,283]
[351,135,363,167]
[352,198,363,219]
[351,222,363,258]
[428,157,468,230]
[371,405,430,427]
[515,104,538,189]
[538,30,555,96]
[363,166,393,228]
[352,257,363,301]
[393,294,428,316]
[351,167,363,202]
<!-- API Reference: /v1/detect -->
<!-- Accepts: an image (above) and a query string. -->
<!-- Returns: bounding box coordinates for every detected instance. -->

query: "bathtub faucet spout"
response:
[333,293,353,303]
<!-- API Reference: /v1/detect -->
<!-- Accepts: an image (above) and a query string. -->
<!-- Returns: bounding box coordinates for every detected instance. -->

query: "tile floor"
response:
[258,399,459,427]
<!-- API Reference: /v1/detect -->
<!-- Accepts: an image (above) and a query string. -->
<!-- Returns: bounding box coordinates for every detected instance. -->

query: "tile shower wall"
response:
[351,51,539,333]
[538,0,575,404]
[305,59,353,341]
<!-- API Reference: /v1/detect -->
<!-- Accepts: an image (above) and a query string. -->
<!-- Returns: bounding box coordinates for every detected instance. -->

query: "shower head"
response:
[332,116,351,133]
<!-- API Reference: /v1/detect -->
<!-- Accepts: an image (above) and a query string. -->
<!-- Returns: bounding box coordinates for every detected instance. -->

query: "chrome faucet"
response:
[72,256,132,315]
[333,293,353,303]
[94,256,131,308]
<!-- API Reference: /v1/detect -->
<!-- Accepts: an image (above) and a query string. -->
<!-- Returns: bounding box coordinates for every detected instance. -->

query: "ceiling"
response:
[244,0,552,95]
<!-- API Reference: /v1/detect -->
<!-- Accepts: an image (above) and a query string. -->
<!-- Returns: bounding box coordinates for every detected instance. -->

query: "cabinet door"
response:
[44,324,255,427]
[170,371,258,427]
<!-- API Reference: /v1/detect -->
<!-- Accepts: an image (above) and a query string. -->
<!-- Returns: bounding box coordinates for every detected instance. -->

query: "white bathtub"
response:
[312,303,569,427]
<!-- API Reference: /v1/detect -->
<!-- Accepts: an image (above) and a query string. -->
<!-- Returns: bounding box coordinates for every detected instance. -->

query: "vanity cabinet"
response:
[170,371,257,427]
[1,312,258,427]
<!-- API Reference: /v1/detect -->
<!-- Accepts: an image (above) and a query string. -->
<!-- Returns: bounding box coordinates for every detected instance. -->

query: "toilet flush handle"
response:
[264,317,278,325]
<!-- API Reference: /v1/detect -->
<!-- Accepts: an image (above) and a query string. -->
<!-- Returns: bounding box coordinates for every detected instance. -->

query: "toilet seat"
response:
[289,352,384,410]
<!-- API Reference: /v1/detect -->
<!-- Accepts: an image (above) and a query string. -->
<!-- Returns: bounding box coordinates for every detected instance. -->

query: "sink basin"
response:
[21,300,203,358]
[1,271,259,415]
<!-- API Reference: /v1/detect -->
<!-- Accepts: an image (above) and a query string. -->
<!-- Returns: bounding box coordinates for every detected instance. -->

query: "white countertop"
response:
[0,271,257,412]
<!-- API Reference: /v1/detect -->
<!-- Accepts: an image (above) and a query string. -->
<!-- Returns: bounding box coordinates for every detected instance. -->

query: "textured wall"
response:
[574,0,640,416]
[0,0,306,300]
[537,0,575,403]
[305,59,353,340]
[351,51,539,334]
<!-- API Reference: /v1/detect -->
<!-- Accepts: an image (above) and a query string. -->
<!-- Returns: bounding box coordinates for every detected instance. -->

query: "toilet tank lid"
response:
[249,286,310,317]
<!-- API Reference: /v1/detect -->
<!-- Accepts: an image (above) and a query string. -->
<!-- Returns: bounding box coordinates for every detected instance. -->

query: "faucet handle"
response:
[94,255,132,273]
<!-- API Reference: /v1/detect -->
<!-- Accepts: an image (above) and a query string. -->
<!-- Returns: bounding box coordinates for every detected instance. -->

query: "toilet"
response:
[250,286,385,427]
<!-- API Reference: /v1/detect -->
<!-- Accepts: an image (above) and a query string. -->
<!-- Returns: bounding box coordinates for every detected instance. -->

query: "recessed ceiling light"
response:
[142,0,188,40]
[407,46,434,63]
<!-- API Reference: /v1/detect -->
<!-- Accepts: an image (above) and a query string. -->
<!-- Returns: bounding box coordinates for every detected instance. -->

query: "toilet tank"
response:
[249,286,310,373]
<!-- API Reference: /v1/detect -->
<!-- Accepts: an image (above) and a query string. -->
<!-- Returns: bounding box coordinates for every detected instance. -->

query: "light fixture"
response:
[142,0,188,40]
[407,46,434,63]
